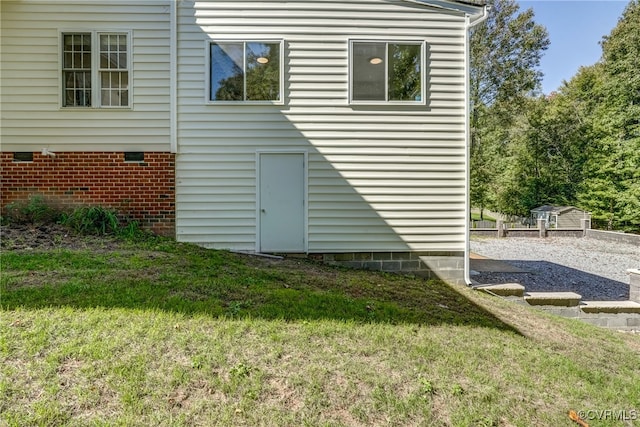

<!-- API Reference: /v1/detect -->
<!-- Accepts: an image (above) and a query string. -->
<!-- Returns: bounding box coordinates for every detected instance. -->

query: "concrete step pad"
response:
[628,269,640,285]
[525,292,582,307]
[478,283,525,297]
[628,269,640,302]
[581,301,640,314]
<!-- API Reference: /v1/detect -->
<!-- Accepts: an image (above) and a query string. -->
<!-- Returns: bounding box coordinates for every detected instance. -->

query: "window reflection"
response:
[352,41,423,103]
[211,43,244,101]
[210,42,280,102]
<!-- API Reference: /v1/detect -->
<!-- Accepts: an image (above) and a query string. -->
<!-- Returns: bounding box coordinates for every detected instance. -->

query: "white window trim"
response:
[205,39,285,105]
[348,39,426,106]
[59,29,133,110]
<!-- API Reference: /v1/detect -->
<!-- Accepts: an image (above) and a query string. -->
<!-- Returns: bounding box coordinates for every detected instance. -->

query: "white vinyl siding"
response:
[176,0,471,253]
[0,1,171,152]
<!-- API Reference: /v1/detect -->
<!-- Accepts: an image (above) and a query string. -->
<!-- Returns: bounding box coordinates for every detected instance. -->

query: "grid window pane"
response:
[64,71,91,106]
[99,34,129,106]
[63,34,91,69]
[62,32,129,108]
[82,52,91,68]
[119,89,129,107]
[101,90,110,106]
[63,33,92,107]
[100,34,127,70]
[101,71,128,107]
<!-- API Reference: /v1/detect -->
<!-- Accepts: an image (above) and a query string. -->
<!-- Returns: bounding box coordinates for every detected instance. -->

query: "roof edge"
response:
[451,0,487,6]
[403,0,486,15]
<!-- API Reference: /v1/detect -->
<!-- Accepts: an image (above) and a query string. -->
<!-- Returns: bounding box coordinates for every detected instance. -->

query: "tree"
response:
[470,0,549,108]
[493,89,590,216]
[470,1,640,231]
[469,0,550,217]
[577,1,640,229]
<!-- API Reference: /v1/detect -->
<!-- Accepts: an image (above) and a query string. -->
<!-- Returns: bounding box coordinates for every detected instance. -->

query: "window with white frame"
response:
[350,41,424,104]
[62,33,92,107]
[62,32,130,108]
[209,41,282,102]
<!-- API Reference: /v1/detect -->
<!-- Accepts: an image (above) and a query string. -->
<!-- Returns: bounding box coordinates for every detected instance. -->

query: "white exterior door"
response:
[259,153,306,252]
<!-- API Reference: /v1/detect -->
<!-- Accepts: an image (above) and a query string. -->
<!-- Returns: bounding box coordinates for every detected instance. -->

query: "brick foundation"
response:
[0,152,175,236]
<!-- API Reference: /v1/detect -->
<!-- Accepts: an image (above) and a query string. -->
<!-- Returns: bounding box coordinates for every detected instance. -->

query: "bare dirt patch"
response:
[1,224,121,252]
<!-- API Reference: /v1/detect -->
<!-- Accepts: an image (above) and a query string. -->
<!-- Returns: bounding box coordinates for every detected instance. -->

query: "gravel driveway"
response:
[470,237,640,301]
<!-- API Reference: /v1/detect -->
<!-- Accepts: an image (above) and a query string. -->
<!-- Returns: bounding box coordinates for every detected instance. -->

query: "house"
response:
[0,1,175,236]
[531,205,590,229]
[0,0,488,285]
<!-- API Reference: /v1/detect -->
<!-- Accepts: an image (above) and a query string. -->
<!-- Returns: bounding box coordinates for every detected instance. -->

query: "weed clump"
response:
[3,195,63,225]
[3,195,143,238]
[61,206,120,235]
[60,206,144,238]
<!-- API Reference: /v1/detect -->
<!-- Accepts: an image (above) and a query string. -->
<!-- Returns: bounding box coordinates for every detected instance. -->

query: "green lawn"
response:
[470,212,497,222]
[1,237,639,426]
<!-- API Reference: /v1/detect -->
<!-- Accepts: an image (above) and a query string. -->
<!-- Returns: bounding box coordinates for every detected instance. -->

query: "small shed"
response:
[530,205,589,228]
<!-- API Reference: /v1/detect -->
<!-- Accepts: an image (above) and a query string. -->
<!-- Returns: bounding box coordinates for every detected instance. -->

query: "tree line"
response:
[470,0,640,232]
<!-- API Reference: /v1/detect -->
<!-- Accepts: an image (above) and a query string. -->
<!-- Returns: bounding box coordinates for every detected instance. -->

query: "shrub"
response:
[3,197,147,238]
[3,195,63,225]
[61,206,121,235]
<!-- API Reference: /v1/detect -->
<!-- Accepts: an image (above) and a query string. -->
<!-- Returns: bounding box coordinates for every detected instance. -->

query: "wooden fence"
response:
[470,218,590,239]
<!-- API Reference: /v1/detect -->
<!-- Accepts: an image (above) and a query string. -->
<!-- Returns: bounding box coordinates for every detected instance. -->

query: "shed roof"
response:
[530,205,583,214]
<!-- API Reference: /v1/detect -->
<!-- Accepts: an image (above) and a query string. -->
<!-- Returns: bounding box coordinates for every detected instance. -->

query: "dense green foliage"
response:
[471,0,640,231]
[469,0,550,217]
[577,0,640,229]
[2,196,143,237]
[60,205,121,235]
[3,195,63,225]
